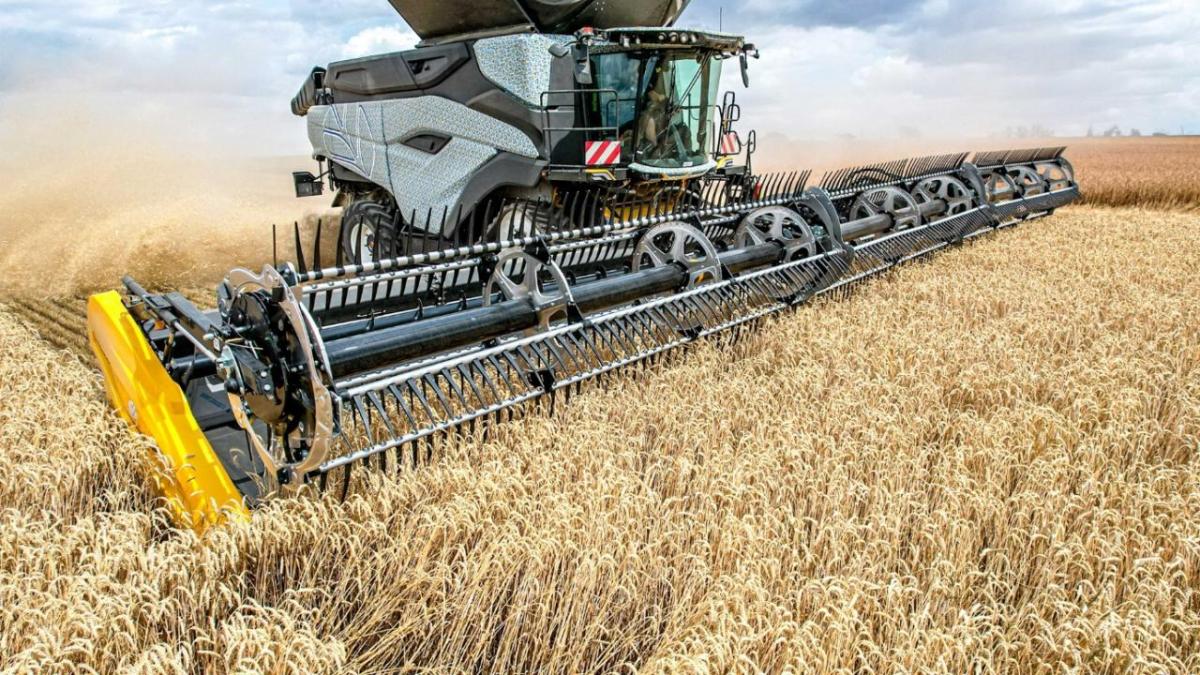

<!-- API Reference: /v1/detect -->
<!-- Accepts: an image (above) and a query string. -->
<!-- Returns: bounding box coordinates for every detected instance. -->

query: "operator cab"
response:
[551,28,753,180]
[554,27,739,177]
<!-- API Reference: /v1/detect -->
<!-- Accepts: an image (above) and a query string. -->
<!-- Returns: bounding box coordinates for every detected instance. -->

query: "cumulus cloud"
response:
[0,0,396,155]
[0,0,1195,154]
[342,26,419,58]
[700,0,1199,138]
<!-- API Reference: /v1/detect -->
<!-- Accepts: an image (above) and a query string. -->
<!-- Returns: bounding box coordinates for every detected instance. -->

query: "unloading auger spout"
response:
[86,0,1081,532]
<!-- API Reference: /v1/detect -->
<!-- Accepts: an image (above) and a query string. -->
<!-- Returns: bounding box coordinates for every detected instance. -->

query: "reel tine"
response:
[390,209,402,260]
[781,172,796,198]
[513,196,527,237]
[334,212,346,268]
[583,188,599,230]
[818,167,837,191]
[351,396,375,446]
[294,222,308,275]
[362,391,396,470]
[703,176,718,208]
[758,173,773,201]
[482,199,498,245]
[566,190,582,230]
[539,199,554,235]
[340,463,352,502]
[313,219,323,272]
[407,439,418,469]
[573,187,588,229]
[772,172,787,199]
[780,172,794,199]
[787,171,803,198]
[453,204,465,247]
[368,391,396,440]
[438,368,471,419]
[617,189,635,226]
[356,219,368,267]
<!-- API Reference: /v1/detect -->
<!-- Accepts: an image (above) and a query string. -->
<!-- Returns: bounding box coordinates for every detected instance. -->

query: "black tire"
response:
[339,199,398,265]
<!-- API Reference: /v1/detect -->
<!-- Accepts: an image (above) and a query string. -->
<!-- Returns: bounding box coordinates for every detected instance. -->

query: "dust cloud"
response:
[0,94,335,299]
[748,134,1058,177]
[0,89,1059,301]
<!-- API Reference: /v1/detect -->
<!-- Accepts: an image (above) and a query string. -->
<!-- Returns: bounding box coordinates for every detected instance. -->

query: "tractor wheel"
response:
[339,199,398,265]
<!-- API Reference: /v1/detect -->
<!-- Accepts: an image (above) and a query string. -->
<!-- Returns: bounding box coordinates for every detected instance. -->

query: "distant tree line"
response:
[996,124,1187,139]
[1002,124,1056,138]
[1086,125,1178,137]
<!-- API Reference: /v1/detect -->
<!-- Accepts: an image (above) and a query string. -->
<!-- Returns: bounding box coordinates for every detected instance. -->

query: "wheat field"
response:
[1,141,1199,672]
[1069,137,1200,211]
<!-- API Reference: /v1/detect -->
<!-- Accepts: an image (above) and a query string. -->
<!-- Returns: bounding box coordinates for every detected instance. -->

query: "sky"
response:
[0,0,1196,156]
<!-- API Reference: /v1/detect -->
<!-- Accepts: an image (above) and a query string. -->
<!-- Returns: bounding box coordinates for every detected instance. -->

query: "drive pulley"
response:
[633,222,724,288]
[484,248,577,331]
[914,175,975,217]
[735,206,817,261]
[843,186,923,241]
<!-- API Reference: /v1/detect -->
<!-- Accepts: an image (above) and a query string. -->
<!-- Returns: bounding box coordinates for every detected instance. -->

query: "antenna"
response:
[720,6,724,32]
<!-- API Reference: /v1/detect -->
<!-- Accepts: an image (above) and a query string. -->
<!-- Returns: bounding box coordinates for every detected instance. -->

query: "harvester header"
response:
[86,0,1081,532]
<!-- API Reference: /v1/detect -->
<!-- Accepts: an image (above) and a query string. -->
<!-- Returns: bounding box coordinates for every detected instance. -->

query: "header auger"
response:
[86,0,1081,532]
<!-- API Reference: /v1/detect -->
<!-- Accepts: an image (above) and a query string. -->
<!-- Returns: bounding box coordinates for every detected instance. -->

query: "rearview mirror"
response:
[739,52,750,88]
[292,171,323,198]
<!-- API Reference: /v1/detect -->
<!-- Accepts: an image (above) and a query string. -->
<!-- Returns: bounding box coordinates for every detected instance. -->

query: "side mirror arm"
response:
[738,45,759,88]
[573,44,593,85]
[548,29,598,86]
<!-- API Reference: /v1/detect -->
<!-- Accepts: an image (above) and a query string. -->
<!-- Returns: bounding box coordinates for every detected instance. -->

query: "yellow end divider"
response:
[87,291,250,532]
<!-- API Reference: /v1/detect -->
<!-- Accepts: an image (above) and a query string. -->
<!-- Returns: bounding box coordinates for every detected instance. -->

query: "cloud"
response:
[0,1,329,154]
[684,0,927,30]
[702,0,1199,138]
[0,0,1195,158]
[342,25,419,58]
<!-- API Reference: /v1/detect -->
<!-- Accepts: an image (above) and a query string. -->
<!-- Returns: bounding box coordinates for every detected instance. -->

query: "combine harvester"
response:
[87,0,1080,531]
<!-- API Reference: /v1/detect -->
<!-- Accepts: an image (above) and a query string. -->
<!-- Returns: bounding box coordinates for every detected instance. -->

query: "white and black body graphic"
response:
[291,0,762,262]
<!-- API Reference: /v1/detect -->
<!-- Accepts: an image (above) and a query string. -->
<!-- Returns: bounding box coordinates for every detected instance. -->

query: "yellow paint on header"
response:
[87,291,249,533]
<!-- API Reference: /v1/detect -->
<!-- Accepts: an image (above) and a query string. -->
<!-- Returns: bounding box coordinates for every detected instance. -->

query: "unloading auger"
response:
[87,0,1081,532]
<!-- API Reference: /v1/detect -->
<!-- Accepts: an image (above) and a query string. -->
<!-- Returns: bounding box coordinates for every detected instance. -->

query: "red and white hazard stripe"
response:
[585,140,623,166]
[719,131,740,156]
